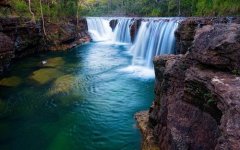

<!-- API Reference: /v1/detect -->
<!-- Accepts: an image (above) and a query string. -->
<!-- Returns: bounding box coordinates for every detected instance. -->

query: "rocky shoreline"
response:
[136,18,240,149]
[0,17,90,75]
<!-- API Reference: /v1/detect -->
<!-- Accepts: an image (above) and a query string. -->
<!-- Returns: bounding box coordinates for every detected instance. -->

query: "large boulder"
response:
[191,24,240,71]
[175,17,240,54]
[139,22,240,150]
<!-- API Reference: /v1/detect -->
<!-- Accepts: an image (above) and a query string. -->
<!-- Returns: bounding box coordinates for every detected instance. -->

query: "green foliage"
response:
[232,69,240,75]
[11,0,29,17]
[79,0,240,16]
[4,0,240,18]
[8,0,79,22]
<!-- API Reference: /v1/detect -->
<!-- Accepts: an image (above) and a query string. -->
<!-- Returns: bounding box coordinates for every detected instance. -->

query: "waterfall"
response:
[113,19,132,43]
[86,17,113,41]
[131,19,179,68]
[86,17,180,69]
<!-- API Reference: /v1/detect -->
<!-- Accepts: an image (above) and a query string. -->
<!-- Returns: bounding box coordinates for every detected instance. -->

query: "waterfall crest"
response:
[86,17,180,70]
[86,17,113,41]
[131,19,179,68]
[113,19,132,43]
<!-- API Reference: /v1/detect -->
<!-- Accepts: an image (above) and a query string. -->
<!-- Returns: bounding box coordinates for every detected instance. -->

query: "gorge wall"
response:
[136,18,240,150]
[0,17,90,75]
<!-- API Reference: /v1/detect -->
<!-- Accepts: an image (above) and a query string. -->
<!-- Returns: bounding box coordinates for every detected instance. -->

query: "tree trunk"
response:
[40,0,47,36]
[77,1,79,28]
[178,0,181,16]
[28,0,36,23]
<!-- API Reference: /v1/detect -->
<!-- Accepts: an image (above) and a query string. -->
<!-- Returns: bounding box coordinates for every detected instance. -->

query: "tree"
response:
[28,0,36,23]
[39,0,46,36]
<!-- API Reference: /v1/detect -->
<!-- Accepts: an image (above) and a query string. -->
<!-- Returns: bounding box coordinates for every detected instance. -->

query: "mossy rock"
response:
[43,57,65,68]
[48,75,75,95]
[0,76,22,87]
[30,68,63,85]
[47,128,72,150]
[0,99,7,114]
[57,94,83,107]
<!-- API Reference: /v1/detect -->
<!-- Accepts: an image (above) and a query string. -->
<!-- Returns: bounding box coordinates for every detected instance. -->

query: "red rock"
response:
[192,24,240,71]
[142,22,240,150]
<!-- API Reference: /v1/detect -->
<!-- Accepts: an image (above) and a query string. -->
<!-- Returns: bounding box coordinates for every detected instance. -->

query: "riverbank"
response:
[0,17,91,75]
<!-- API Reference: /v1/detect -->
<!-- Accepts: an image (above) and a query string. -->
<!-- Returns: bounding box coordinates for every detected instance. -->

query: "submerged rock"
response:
[0,99,7,114]
[57,94,82,107]
[42,57,65,68]
[0,17,90,75]
[48,74,75,95]
[0,76,22,87]
[30,68,62,85]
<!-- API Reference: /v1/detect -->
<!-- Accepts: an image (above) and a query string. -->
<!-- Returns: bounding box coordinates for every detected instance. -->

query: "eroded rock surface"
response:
[0,17,90,74]
[0,32,14,73]
[138,23,240,150]
[175,17,240,54]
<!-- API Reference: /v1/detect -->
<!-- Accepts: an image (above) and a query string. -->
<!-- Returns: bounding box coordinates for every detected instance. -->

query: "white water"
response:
[131,19,179,68]
[113,19,132,43]
[86,18,113,41]
[86,17,180,76]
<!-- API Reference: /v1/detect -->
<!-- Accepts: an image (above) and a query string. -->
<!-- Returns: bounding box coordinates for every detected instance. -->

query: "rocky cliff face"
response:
[0,17,90,74]
[175,17,240,54]
[46,19,90,51]
[136,22,240,150]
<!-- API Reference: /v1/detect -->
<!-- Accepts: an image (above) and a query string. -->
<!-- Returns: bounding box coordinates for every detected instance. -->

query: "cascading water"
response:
[131,19,179,68]
[113,19,132,43]
[86,17,180,77]
[86,17,113,41]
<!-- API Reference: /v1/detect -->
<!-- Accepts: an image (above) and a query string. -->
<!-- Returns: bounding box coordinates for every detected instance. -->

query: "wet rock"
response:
[48,74,75,95]
[30,68,62,85]
[42,57,65,68]
[0,76,22,87]
[130,19,141,42]
[109,19,118,31]
[0,98,7,115]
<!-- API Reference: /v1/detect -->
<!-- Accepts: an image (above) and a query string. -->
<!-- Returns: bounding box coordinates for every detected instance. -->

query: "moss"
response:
[30,68,62,85]
[0,99,7,114]
[48,75,75,95]
[0,76,22,87]
[204,93,216,105]
[186,83,222,124]
[43,57,65,68]
[232,69,240,76]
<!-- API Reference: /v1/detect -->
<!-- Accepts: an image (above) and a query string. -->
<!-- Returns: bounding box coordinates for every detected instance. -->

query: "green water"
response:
[0,42,154,150]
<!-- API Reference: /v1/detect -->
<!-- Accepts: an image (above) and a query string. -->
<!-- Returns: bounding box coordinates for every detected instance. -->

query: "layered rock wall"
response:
[137,22,240,150]
[175,17,240,54]
[0,17,90,74]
